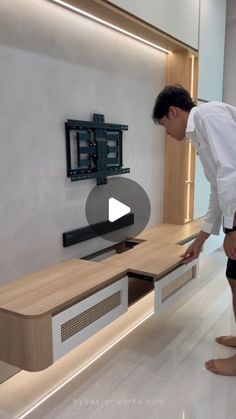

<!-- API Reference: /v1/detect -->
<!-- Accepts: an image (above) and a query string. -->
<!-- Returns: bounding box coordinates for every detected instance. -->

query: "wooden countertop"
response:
[0,218,203,373]
[102,241,186,279]
[133,218,203,244]
[0,219,202,319]
[0,258,127,318]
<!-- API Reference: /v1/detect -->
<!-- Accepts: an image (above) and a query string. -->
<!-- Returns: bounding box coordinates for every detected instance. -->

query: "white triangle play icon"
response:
[108,198,131,222]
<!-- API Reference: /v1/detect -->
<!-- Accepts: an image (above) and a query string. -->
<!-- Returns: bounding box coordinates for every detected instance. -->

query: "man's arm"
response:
[200,113,236,230]
[181,183,221,264]
[201,183,222,235]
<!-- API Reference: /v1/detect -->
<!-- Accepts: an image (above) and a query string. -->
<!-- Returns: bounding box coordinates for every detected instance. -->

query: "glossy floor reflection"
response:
[32,249,236,419]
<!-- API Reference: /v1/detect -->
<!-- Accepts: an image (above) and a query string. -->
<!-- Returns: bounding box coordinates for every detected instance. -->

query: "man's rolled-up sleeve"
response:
[201,114,236,229]
[202,183,222,235]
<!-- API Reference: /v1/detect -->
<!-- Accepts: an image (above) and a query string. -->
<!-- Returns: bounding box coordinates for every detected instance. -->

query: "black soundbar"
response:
[63,213,134,247]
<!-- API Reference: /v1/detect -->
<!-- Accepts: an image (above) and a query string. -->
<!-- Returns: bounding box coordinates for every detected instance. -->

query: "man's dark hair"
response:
[152,84,196,124]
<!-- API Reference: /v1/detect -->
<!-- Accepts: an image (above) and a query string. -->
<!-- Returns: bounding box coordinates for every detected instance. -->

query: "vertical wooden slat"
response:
[164,51,198,224]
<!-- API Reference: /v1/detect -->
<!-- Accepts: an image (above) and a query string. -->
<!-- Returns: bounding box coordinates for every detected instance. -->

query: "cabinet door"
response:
[198,0,226,101]
[52,277,128,361]
[134,0,199,49]
[154,259,199,314]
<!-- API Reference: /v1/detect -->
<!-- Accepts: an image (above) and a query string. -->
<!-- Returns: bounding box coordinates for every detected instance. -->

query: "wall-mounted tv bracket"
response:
[65,113,130,185]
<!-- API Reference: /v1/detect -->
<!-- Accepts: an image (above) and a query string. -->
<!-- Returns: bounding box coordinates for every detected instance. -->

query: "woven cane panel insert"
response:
[61,291,121,342]
[161,268,194,302]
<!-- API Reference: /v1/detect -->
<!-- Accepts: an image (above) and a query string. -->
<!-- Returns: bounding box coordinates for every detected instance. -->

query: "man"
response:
[152,85,236,376]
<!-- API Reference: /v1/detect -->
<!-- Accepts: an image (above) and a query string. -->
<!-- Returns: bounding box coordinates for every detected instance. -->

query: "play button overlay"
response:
[109,198,131,222]
[85,177,151,242]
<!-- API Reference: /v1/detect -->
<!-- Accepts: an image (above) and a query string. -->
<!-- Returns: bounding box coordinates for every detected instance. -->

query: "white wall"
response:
[0,0,166,285]
[198,0,226,101]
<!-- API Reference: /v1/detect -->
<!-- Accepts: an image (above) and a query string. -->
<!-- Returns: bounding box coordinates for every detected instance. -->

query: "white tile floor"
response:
[30,249,236,419]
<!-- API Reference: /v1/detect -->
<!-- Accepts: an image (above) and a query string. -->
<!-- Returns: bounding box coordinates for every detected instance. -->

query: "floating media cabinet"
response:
[0,221,201,371]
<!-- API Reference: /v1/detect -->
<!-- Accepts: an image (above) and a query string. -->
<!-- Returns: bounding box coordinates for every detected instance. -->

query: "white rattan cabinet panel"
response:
[52,277,128,361]
[154,259,199,315]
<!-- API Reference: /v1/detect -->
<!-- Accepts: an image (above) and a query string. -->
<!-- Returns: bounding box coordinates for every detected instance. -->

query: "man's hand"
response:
[223,231,236,260]
[180,241,202,264]
[180,230,210,264]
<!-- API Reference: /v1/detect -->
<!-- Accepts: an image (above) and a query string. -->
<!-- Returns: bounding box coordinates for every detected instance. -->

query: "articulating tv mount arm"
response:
[65,113,130,185]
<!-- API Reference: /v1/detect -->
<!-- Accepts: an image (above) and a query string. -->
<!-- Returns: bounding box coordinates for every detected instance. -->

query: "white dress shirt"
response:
[185,101,236,235]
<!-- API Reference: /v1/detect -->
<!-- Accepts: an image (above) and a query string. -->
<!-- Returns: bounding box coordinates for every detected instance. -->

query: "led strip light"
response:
[185,54,196,221]
[50,0,171,54]
[18,310,154,418]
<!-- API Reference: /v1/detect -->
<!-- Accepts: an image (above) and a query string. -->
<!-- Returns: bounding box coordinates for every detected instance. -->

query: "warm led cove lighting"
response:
[50,0,171,54]
[18,309,154,418]
[190,55,195,97]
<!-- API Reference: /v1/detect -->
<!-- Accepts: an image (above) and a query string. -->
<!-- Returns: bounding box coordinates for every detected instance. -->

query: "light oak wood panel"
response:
[0,311,53,371]
[0,259,126,317]
[0,237,187,372]
[134,218,203,244]
[164,51,198,224]
[166,50,193,87]
[103,241,186,279]
[0,218,202,320]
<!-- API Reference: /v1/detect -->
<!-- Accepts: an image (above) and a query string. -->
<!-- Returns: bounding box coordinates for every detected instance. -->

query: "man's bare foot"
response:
[205,354,236,376]
[215,336,236,348]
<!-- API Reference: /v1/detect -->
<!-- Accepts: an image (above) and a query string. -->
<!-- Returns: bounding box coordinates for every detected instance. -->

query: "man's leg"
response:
[215,278,236,347]
[205,258,236,375]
